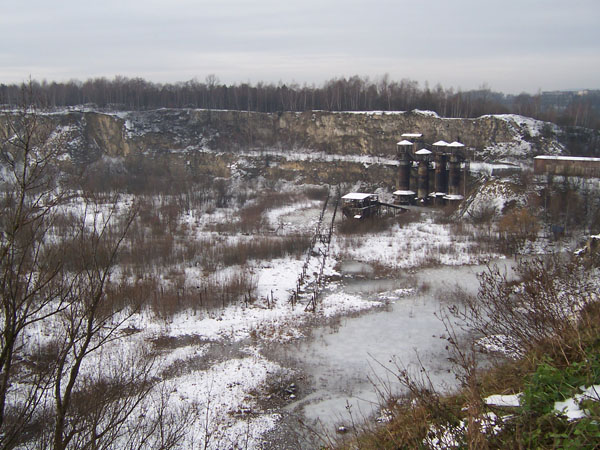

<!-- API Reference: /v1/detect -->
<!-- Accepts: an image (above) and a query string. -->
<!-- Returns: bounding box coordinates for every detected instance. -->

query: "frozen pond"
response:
[279,259,514,439]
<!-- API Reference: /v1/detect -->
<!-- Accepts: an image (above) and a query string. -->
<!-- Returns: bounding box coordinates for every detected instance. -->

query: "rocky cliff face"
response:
[11,108,578,164]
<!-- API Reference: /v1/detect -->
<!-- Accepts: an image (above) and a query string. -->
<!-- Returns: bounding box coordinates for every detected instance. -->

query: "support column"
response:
[417,161,429,201]
[435,153,448,195]
[398,155,411,191]
[448,155,461,195]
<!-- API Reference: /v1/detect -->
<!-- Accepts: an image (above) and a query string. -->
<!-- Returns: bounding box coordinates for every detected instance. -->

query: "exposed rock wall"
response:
[84,112,131,157]
[3,108,579,163]
[184,110,519,156]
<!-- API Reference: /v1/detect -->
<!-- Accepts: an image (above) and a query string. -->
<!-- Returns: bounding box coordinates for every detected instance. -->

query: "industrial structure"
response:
[534,155,600,178]
[394,133,469,205]
[342,133,470,219]
[341,192,406,219]
[341,193,380,219]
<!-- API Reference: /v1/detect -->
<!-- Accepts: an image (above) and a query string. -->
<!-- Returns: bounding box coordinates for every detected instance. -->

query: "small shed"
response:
[393,189,416,205]
[341,193,380,219]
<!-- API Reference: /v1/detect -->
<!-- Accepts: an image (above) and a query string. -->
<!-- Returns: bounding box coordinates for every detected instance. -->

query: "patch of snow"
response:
[490,114,545,137]
[470,162,521,176]
[159,344,210,370]
[461,178,526,219]
[161,352,287,449]
[535,155,600,162]
[332,110,407,115]
[554,385,600,421]
[265,200,322,230]
[425,412,503,449]
[412,109,440,117]
[233,148,399,167]
[129,251,383,344]
[485,393,522,408]
[321,291,384,317]
[476,334,523,358]
[334,220,499,269]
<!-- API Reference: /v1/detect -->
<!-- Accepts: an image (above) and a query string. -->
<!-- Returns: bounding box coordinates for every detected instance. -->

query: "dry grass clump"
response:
[198,236,311,270]
[337,217,395,235]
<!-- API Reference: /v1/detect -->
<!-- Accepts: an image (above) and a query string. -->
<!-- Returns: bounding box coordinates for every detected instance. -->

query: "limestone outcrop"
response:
[4,108,590,164]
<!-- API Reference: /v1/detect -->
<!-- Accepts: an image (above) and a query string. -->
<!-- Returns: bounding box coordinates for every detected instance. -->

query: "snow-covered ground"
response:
[113,198,504,447]
[2,176,555,448]
[334,218,500,269]
[460,178,528,219]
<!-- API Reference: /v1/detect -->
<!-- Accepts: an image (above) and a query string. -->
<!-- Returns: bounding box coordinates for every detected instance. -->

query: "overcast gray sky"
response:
[1,0,599,94]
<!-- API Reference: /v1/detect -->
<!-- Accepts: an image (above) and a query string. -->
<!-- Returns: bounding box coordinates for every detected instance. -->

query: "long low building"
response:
[534,155,600,178]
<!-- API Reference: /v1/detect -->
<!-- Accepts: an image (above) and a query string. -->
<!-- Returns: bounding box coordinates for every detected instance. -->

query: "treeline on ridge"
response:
[1,75,599,129]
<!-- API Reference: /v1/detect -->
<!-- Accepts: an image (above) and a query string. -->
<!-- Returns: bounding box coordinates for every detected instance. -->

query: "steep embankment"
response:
[19,109,570,158]
[5,108,593,188]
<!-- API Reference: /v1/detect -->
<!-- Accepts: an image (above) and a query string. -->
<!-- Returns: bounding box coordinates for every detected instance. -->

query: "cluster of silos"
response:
[394,135,465,205]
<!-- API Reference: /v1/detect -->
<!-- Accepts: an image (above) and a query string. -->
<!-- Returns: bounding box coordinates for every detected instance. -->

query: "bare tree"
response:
[49,201,140,450]
[0,86,71,447]
[1,87,185,450]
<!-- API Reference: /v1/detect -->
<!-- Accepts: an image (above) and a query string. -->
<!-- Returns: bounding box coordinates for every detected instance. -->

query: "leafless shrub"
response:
[238,191,296,233]
[498,207,540,255]
[239,202,267,233]
[147,270,257,318]
[221,236,310,266]
[467,203,497,225]
[212,178,232,208]
[450,255,598,360]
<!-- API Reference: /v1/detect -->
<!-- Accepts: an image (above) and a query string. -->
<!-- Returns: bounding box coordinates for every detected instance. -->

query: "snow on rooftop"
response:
[397,140,414,146]
[444,194,464,200]
[447,141,465,147]
[415,149,432,155]
[433,140,449,146]
[402,133,423,138]
[342,192,376,200]
[393,190,415,195]
[535,155,600,162]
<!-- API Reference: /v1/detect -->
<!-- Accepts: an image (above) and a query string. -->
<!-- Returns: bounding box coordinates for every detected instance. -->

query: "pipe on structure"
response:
[448,154,461,195]
[417,161,429,200]
[434,153,448,195]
